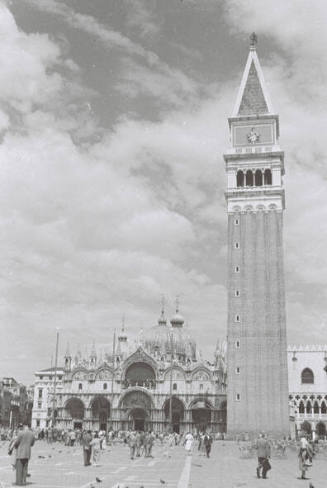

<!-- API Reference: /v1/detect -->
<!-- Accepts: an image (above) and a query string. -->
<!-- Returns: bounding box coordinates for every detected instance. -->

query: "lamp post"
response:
[51,329,59,428]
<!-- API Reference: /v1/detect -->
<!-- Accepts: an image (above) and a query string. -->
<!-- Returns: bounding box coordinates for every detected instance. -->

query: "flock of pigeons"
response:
[89,478,168,488]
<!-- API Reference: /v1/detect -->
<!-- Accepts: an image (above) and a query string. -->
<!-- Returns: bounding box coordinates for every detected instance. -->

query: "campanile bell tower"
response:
[224,34,289,437]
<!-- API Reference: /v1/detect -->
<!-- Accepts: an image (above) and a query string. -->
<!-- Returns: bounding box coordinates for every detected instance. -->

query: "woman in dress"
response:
[184,432,194,455]
[90,432,101,466]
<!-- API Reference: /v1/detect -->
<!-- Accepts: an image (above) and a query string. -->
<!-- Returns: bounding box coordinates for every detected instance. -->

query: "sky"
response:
[1,0,327,384]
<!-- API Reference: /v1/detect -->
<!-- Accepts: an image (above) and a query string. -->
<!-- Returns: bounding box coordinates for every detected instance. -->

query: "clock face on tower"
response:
[247,127,260,144]
[233,122,274,146]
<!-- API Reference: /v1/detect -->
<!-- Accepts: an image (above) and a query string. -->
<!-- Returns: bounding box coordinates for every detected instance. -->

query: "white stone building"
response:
[31,367,64,429]
[288,345,327,439]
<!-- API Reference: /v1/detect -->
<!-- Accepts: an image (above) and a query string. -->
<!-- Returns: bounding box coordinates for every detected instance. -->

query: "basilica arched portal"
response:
[65,398,85,430]
[91,396,110,431]
[163,397,185,434]
[120,390,153,431]
[190,399,212,433]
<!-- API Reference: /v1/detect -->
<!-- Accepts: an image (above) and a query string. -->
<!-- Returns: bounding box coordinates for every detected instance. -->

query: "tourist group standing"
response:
[128,431,156,459]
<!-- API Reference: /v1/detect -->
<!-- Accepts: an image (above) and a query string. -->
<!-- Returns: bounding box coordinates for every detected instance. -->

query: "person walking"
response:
[144,432,150,457]
[13,423,35,486]
[203,432,213,458]
[255,433,271,479]
[69,429,76,446]
[136,431,144,457]
[148,431,155,458]
[298,434,313,480]
[82,430,92,466]
[128,431,136,460]
[8,426,20,472]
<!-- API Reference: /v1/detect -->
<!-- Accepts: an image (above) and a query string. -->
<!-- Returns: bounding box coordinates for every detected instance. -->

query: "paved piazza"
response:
[0,440,327,488]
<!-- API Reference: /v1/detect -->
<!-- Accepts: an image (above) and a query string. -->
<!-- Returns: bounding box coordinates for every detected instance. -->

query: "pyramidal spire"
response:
[65,341,71,358]
[90,339,96,358]
[232,33,274,117]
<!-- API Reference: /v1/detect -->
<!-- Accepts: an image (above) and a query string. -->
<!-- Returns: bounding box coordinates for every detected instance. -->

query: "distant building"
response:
[288,345,327,439]
[0,377,32,428]
[31,367,64,429]
[32,306,227,433]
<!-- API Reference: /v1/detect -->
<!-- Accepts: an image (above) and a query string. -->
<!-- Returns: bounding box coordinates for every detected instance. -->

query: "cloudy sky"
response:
[1,0,327,383]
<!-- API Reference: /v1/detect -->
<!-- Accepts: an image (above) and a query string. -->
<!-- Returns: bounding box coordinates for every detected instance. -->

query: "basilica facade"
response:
[32,307,227,434]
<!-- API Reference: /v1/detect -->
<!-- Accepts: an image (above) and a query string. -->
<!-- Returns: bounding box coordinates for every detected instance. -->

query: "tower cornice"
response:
[225,188,285,201]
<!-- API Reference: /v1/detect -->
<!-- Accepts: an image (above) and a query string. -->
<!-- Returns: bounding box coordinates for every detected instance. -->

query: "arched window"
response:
[306,401,312,414]
[264,169,272,185]
[255,170,263,186]
[103,383,107,390]
[125,362,156,388]
[298,401,305,414]
[301,421,312,435]
[78,383,83,391]
[246,170,253,186]
[301,368,314,384]
[173,383,177,391]
[321,401,327,414]
[316,422,326,438]
[314,401,319,414]
[237,170,244,187]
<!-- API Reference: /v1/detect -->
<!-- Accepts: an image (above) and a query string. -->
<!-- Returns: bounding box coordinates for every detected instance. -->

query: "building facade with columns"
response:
[33,308,227,434]
[225,35,289,438]
[288,345,327,439]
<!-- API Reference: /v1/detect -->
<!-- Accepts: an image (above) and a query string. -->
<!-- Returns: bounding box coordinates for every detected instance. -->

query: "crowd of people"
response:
[1,423,325,485]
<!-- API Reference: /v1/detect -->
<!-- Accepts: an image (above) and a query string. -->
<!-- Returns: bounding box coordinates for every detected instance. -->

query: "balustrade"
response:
[122,379,156,390]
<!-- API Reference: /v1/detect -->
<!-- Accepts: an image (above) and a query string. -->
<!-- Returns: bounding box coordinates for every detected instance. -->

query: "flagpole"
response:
[52,329,59,428]
[111,329,116,431]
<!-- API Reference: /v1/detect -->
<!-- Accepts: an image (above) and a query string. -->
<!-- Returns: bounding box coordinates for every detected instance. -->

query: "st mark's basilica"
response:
[32,305,227,434]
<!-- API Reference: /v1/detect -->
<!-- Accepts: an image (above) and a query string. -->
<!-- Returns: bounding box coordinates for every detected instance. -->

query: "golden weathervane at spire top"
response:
[250,32,258,50]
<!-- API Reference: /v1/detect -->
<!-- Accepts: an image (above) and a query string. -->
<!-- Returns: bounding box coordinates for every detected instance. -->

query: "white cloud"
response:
[0,4,62,112]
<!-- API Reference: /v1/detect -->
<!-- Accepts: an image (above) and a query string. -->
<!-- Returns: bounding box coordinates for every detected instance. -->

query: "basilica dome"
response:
[143,309,197,361]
